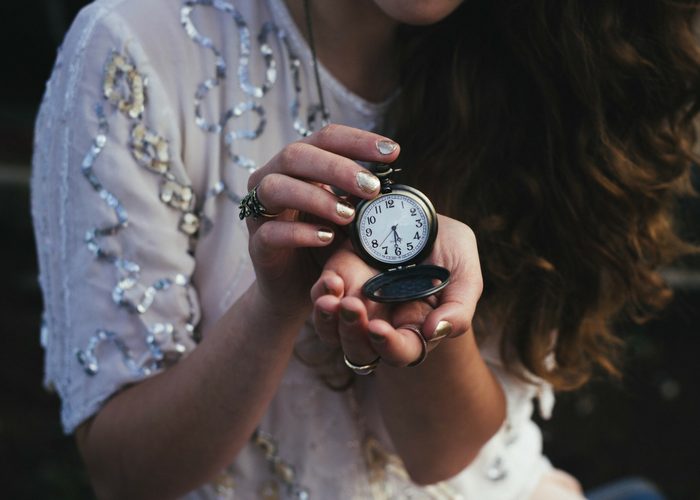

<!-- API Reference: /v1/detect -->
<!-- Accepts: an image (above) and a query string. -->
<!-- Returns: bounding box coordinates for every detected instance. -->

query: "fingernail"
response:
[336,201,355,218]
[318,310,333,321]
[356,171,381,194]
[376,139,398,155]
[340,308,359,323]
[317,228,334,242]
[430,321,453,342]
[369,332,385,343]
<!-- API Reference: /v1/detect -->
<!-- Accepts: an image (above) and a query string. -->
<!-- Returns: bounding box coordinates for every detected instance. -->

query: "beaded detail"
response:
[75,50,199,377]
[180,0,325,220]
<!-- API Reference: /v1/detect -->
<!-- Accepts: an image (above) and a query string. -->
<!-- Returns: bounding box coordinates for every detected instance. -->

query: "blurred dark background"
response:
[1,1,699,498]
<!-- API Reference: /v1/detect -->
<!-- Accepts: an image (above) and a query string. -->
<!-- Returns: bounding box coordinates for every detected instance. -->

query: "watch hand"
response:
[379,227,394,246]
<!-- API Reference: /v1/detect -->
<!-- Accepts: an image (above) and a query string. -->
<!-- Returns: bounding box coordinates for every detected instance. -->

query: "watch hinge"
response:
[388,264,416,272]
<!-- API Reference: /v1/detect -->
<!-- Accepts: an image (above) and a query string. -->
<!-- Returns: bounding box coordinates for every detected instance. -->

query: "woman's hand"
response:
[310,215,484,367]
[310,215,500,483]
[244,124,400,316]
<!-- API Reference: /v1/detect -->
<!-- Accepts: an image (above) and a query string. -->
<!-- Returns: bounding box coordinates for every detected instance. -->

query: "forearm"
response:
[77,284,310,500]
[375,332,506,485]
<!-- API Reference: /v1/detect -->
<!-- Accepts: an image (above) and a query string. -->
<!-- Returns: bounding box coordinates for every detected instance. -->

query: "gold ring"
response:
[343,354,380,376]
[403,325,428,367]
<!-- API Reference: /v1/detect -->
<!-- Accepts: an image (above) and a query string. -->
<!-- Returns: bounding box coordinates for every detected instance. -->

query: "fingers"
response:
[336,297,378,366]
[248,124,400,198]
[254,173,358,226]
[422,217,484,341]
[311,270,344,346]
[313,293,342,347]
[249,220,336,263]
[311,249,431,367]
[365,320,427,367]
[312,291,430,368]
[302,123,400,163]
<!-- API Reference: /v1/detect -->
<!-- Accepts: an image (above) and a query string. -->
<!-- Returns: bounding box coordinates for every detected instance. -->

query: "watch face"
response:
[355,187,435,267]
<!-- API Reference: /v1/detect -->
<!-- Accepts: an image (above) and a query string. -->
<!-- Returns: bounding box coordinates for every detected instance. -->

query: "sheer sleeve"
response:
[31,3,201,434]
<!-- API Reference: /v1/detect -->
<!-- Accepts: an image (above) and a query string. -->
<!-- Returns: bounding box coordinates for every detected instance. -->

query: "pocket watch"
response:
[349,164,450,303]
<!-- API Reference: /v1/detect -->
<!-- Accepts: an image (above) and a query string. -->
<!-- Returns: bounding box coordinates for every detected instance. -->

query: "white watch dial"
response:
[358,193,430,264]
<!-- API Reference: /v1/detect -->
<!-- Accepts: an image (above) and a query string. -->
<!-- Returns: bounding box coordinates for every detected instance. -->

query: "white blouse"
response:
[32,0,555,498]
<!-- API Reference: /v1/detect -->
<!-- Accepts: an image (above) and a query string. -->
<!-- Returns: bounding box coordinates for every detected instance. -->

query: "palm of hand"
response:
[311,215,483,367]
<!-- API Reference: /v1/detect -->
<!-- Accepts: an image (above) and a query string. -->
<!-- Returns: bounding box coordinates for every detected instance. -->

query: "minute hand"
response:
[379,225,397,246]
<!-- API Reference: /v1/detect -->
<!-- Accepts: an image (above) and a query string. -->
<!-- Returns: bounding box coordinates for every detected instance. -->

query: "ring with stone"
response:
[238,184,280,220]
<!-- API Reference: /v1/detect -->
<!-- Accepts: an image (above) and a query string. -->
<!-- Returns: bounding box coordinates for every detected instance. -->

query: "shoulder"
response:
[61,0,273,71]
[62,0,183,54]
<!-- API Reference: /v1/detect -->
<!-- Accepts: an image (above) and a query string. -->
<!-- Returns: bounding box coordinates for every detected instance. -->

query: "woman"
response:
[31,0,699,498]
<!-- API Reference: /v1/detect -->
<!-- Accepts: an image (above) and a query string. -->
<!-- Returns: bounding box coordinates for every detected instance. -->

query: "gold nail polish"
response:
[376,139,398,155]
[430,321,453,342]
[317,229,334,242]
[336,201,355,218]
[356,171,380,194]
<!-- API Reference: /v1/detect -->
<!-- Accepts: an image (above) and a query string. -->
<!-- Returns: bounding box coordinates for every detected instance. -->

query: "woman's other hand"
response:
[310,214,483,367]
[244,124,400,316]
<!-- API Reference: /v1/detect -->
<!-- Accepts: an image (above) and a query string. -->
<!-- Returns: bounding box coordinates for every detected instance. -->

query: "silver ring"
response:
[238,185,280,220]
[343,354,380,376]
[403,325,428,367]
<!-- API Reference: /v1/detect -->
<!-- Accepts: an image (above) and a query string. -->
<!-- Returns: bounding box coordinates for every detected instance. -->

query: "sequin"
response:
[486,457,508,481]
[76,329,140,376]
[181,0,276,169]
[362,433,462,498]
[277,30,327,137]
[103,51,146,120]
[160,177,195,212]
[179,212,201,236]
[76,51,201,377]
[130,123,170,174]
[81,104,134,269]
[103,51,201,237]
[272,459,295,484]
[260,480,280,500]
[213,472,236,498]
[251,429,309,498]
[181,0,326,175]
[179,0,328,232]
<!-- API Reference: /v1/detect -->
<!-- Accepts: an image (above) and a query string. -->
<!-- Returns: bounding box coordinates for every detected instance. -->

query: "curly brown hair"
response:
[394,0,700,389]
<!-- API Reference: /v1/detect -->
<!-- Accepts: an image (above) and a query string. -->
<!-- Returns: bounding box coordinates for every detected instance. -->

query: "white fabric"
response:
[32,0,555,498]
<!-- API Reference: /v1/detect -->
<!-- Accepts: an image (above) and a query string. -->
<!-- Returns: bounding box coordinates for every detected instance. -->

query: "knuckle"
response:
[279,142,308,168]
[247,170,261,191]
[475,278,484,296]
[255,222,275,245]
[463,318,473,335]
[384,357,408,368]
[463,223,477,242]
[288,223,303,246]
[317,123,340,141]
[258,173,283,199]
[325,155,347,179]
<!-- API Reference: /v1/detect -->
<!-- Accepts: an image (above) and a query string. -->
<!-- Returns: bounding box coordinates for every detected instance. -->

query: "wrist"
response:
[245,282,312,325]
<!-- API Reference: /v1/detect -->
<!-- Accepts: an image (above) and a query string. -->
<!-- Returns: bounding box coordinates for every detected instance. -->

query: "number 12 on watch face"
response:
[358,193,431,265]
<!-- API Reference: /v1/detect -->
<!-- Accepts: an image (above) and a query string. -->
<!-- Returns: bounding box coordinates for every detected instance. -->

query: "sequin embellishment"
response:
[181,0,274,173]
[253,429,310,500]
[76,51,200,377]
[180,0,325,213]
